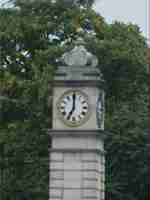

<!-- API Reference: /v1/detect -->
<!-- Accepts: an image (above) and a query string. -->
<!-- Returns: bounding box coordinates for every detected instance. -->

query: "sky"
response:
[94,0,150,40]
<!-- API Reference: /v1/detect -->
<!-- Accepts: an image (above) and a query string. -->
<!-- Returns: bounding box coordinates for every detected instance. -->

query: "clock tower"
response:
[48,39,105,200]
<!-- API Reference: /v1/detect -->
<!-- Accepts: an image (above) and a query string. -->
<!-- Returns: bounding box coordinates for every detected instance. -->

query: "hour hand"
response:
[67,93,76,120]
[72,92,76,110]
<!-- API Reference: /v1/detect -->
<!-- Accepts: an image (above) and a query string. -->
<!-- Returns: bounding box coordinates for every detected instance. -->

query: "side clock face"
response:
[96,92,105,129]
[57,90,90,127]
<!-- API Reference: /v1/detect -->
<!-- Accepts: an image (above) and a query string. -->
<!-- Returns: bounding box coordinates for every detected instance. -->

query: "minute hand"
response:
[67,93,76,120]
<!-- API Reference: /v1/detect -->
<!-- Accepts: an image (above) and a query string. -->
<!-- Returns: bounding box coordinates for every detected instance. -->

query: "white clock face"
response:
[57,90,90,127]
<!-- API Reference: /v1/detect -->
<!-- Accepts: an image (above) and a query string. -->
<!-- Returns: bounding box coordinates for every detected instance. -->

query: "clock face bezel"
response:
[56,89,91,127]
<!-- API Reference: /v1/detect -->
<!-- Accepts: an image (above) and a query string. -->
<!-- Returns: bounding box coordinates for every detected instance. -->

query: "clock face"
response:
[57,90,90,127]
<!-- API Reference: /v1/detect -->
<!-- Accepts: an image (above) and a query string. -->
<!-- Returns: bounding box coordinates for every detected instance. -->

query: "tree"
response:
[0,0,99,199]
[0,0,150,199]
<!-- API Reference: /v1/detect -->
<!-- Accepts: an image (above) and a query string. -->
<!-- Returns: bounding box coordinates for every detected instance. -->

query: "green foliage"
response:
[0,0,150,199]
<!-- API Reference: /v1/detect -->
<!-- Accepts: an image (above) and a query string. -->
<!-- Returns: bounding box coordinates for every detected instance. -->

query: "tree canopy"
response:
[0,0,150,199]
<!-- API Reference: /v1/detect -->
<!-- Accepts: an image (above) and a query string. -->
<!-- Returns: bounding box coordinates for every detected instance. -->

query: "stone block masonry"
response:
[49,149,105,200]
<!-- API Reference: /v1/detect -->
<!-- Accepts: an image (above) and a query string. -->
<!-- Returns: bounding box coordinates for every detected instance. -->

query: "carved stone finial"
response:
[61,38,98,67]
[75,37,85,46]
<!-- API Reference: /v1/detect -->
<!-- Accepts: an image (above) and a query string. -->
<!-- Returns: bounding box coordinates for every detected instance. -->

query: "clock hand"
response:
[67,92,76,120]
[72,92,76,110]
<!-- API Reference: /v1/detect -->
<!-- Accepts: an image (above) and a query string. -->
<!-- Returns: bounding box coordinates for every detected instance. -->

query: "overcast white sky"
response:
[94,0,150,40]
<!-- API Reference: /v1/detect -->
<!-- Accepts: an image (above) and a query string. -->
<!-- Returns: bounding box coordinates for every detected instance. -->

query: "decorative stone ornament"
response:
[61,38,98,67]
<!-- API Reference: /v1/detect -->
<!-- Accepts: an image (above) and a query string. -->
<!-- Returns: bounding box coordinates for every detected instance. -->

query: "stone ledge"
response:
[48,129,106,139]
[50,168,102,174]
[49,148,106,155]
[50,177,99,181]
[50,159,99,163]
[49,187,102,191]
[49,80,105,88]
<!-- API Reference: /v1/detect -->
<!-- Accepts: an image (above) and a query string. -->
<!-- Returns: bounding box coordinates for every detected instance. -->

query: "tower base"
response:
[49,130,105,200]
